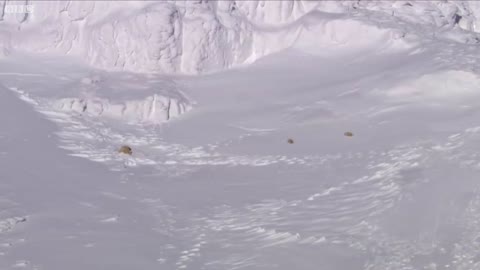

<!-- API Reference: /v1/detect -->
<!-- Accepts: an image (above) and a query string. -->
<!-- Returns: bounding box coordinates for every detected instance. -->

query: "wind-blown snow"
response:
[1,1,480,73]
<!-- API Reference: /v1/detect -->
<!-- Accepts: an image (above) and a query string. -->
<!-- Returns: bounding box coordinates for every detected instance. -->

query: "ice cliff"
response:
[0,1,479,74]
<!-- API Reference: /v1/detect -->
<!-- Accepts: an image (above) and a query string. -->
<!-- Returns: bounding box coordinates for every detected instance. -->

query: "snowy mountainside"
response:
[0,0,479,74]
[3,1,480,270]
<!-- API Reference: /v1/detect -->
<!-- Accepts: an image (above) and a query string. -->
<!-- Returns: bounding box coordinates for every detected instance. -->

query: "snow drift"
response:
[53,94,190,124]
[1,1,480,74]
[1,62,192,125]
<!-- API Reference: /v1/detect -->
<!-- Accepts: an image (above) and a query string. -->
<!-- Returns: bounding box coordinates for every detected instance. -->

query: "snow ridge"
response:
[0,1,479,74]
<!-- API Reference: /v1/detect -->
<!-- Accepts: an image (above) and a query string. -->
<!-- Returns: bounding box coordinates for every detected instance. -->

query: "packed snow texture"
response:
[1,1,480,74]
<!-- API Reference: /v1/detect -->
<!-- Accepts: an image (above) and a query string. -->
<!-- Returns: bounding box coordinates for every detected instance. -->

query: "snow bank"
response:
[0,1,479,74]
[46,72,192,124]
[53,94,190,124]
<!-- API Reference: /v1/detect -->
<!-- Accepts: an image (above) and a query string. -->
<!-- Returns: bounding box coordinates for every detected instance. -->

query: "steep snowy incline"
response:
[0,1,479,74]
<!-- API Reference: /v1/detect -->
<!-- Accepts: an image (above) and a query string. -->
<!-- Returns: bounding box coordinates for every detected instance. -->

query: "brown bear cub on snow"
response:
[118,145,133,155]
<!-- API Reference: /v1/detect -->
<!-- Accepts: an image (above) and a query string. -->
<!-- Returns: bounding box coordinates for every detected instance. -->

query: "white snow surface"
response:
[1,1,480,270]
[0,1,480,73]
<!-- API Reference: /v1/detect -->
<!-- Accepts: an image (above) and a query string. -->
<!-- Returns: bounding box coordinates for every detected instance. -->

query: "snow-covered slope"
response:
[2,41,480,270]
[2,1,480,270]
[1,1,480,74]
